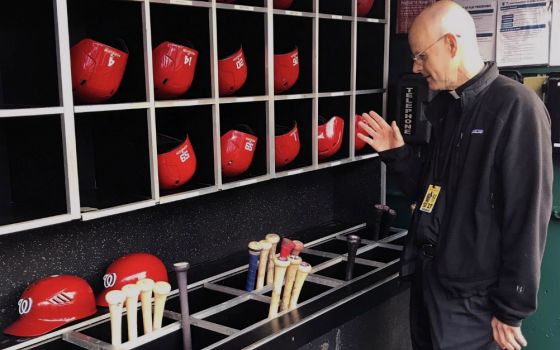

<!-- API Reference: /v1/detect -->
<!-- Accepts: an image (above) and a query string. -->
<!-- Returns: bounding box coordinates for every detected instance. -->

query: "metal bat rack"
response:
[23,223,407,350]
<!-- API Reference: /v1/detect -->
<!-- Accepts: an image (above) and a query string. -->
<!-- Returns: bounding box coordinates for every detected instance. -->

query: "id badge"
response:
[419,185,441,213]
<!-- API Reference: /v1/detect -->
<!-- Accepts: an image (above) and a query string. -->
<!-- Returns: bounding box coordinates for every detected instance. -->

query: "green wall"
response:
[523,155,560,349]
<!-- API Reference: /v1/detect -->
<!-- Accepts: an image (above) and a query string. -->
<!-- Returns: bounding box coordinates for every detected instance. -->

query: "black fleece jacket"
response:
[380,62,553,327]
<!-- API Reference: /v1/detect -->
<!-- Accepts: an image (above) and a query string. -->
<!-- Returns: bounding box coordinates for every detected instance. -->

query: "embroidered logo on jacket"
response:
[471,129,484,134]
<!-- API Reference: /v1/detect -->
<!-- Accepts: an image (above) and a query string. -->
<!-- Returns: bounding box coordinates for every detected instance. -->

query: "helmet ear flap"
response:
[275,121,300,168]
[274,47,299,94]
[70,38,129,103]
[355,114,367,151]
[153,41,199,100]
[157,133,197,190]
[221,127,259,177]
[318,116,345,159]
[218,47,248,97]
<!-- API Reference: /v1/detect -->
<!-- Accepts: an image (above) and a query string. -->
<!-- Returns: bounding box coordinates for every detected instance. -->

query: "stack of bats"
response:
[366,204,397,240]
[245,234,312,318]
[105,278,171,348]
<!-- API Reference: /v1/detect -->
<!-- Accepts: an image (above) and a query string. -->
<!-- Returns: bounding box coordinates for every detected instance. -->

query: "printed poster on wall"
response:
[396,0,436,34]
[456,0,498,62]
[550,0,560,65]
[496,0,551,67]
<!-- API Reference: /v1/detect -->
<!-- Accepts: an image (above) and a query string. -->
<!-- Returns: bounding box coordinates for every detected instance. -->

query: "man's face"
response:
[409,31,454,91]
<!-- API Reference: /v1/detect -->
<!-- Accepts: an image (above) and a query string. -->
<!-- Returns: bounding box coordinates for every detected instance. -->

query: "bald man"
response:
[358,1,552,350]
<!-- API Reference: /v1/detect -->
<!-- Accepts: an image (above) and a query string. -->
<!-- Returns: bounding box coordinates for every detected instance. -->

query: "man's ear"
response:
[445,33,458,57]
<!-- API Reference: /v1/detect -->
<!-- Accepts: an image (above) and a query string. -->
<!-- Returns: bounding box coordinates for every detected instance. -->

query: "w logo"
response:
[18,298,32,315]
[103,273,117,288]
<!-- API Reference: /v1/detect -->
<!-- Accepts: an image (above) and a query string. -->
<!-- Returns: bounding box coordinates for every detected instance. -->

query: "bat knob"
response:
[106,290,126,305]
[137,278,155,292]
[122,284,141,298]
[173,262,190,272]
[347,234,361,245]
[154,281,172,296]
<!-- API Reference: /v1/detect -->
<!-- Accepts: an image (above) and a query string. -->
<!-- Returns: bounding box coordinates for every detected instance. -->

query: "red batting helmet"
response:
[275,122,300,168]
[318,116,345,159]
[274,0,294,9]
[355,114,367,151]
[71,38,129,104]
[274,47,299,94]
[221,125,258,177]
[153,41,199,99]
[157,133,197,190]
[357,0,375,17]
[218,47,248,97]
[3,275,97,337]
[96,253,168,307]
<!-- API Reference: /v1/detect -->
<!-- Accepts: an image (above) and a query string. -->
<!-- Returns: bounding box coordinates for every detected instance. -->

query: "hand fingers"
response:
[356,133,373,147]
[497,324,513,350]
[504,329,521,350]
[391,121,404,144]
[361,112,382,131]
[492,321,505,349]
[358,120,378,138]
[368,110,390,128]
[513,328,528,347]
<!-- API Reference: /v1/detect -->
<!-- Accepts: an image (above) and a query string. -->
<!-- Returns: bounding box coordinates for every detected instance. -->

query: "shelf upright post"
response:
[54,0,81,220]
[141,0,161,203]
[266,0,275,176]
[380,0,392,205]
[210,0,223,188]
[350,0,358,160]
[312,0,319,168]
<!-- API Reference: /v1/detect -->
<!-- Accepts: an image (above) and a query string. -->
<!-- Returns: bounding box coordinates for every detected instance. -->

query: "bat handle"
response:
[106,290,125,347]
[122,284,140,342]
[367,204,388,240]
[153,282,171,330]
[256,240,272,290]
[173,262,193,350]
[246,250,260,291]
[345,234,361,281]
[137,278,155,334]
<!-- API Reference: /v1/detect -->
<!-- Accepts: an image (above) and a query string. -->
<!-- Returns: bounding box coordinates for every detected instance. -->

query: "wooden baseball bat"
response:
[268,256,290,318]
[173,262,193,350]
[256,240,272,290]
[291,240,304,256]
[345,234,361,281]
[136,278,155,334]
[280,255,302,311]
[153,281,171,330]
[279,238,295,258]
[265,233,280,285]
[289,262,312,309]
[105,290,126,346]
[122,284,140,341]
[246,241,262,292]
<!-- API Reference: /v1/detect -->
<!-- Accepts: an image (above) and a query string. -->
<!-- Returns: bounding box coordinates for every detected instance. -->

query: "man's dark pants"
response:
[409,246,501,350]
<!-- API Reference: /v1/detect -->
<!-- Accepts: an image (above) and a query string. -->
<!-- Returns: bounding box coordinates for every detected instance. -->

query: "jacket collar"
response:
[449,61,499,109]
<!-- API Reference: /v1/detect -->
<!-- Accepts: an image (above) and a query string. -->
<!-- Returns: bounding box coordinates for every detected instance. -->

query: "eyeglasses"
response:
[411,33,460,65]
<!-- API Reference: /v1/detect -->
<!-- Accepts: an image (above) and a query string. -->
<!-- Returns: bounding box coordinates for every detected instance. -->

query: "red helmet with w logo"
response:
[96,253,168,307]
[4,275,97,337]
